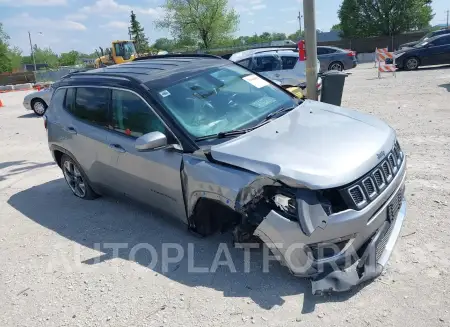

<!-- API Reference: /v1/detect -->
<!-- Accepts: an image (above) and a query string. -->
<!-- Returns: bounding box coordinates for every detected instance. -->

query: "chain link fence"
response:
[33,66,88,83]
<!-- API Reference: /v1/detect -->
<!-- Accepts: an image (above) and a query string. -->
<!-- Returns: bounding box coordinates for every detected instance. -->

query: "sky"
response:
[0,0,449,55]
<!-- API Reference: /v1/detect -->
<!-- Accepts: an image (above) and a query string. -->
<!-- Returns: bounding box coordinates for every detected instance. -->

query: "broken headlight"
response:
[272,194,297,217]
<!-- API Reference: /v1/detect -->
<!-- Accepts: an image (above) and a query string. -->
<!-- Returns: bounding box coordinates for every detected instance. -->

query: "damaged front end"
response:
[234,159,407,295]
[183,144,406,295]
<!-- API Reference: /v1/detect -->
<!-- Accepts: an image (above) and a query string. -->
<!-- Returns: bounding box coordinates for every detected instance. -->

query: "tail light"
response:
[346,50,356,57]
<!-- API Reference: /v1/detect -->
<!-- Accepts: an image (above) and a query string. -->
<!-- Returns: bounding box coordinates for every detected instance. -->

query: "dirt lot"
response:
[1,63,450,327]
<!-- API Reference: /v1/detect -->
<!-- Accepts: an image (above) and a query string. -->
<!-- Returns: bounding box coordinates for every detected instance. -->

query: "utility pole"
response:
[297,11,303,35]
[28,31,37,72]
[303,0,318,100]
[128,27,133,40]
[446,10,449,28]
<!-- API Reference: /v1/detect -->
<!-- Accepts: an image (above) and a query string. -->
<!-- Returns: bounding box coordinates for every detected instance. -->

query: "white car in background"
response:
[229,48,322,94]
[23,85,54,116]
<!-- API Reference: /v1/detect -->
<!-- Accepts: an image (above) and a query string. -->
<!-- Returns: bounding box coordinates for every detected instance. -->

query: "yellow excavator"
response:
[94,40,138,68]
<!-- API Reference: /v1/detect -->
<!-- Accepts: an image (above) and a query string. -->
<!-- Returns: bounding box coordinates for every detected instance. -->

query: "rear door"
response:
[104,88,186,221]
[57,86,114,191]
[317,47,334,71]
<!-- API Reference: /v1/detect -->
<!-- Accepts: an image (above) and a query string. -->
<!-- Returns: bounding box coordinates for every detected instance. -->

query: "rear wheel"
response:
[404,57,420,70]
[328,61,344,71]
[61,155,98,200]
[31,99,47,116]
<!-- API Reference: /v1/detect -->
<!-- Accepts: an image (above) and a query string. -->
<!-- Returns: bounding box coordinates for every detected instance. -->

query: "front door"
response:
[104,88,187,222]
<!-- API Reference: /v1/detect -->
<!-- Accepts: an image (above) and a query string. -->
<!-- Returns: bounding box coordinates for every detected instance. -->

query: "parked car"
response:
[228,48,322,94]
[317,46,358,72]
[23,85,54,116]
[398,28,450,50]
[389,33,450,70]
[45,54,407,294]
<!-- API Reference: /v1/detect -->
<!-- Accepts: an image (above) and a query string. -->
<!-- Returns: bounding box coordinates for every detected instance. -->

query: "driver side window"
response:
[111,90,165,138]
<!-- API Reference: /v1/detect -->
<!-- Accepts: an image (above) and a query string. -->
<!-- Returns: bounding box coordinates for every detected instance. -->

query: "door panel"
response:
[105,88,186,222]
[105,132,186,221]
[57,87,114,191]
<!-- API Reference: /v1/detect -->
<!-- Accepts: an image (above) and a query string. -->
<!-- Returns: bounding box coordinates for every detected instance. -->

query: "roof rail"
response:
[134,53,222,61]
[247,48,297,55]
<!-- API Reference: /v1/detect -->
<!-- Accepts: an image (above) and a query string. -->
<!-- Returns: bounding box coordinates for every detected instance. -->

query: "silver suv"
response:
[45,54,406,294]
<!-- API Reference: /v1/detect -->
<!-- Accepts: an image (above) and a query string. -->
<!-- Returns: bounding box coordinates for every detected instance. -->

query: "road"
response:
[1,63,450,326]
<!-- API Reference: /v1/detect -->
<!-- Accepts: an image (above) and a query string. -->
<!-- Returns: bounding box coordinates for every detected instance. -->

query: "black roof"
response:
[71,54,229,89]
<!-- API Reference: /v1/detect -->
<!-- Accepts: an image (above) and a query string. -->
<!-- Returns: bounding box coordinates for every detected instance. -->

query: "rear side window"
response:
[72,87,110,127]
[64,88,75,112]
[50,88,66,108]
[281,56,297,70]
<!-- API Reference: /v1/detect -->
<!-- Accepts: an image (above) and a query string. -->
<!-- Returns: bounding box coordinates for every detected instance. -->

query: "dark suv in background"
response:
[399,28,450,50]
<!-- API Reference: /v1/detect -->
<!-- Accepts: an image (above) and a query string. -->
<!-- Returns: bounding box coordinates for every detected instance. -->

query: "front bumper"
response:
[254,157,407,293]
[23,101,32,111]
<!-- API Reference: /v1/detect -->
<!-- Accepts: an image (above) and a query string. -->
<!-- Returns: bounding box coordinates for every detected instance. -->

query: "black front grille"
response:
[373,169,385,189]
[363,177,376,197]
[349,186,365,205]
[342,141,404,209]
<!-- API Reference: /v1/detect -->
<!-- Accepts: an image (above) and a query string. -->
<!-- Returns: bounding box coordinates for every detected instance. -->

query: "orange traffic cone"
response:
[0,99,4,107]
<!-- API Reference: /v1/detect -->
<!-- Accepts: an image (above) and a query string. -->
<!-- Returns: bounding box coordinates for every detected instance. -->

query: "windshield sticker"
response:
[243,74,270,88]
[250,96,276,109]
[159,90,171,97]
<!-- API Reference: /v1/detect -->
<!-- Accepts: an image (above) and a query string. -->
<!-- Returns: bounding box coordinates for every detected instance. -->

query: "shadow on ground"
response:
[7,179,365,313]
[17,113,39,118]
[0,160,55,182]
[439,83,450,92]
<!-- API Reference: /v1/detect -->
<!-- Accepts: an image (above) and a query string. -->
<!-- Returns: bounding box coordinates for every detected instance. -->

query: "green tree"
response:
[152,38,176,51]
[156,0,239,49]
[338,0,434,38]
[7,46,22,71]
[287,30,304,42]
[59,50,80,66]
[0,23,13,73]
[130,11,149,53]
[331,23,341,31]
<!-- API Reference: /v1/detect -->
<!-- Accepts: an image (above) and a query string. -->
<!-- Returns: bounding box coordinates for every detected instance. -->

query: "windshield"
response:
[114,42,136,60]
[415,40,429,48]
[155,65,297,139]
[418,32,432,43]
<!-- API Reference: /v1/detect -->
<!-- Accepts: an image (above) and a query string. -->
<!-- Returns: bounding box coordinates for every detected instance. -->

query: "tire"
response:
[328,61,344,71]
[60,154,98,200]
[404,57,420,71]
[31,98,47,116]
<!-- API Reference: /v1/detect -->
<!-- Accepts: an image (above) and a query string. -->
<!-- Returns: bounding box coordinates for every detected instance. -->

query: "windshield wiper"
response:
[195,128,250,141]
[263,104,298,121]
[195,104,299,142]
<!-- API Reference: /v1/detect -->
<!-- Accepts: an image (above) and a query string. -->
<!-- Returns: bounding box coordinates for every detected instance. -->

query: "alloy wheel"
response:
[63,160,86,198]
[33,101,46,115]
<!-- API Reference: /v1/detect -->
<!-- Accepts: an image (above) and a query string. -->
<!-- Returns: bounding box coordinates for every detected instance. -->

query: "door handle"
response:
[64,126,77,134]
[109,144,126,153]
[275,73,280,77]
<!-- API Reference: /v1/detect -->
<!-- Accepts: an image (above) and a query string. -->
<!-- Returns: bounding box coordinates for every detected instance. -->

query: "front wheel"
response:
[61,155,98,200]
[404,57,420,71]
[31,99,47,116]
[328,61,344,71]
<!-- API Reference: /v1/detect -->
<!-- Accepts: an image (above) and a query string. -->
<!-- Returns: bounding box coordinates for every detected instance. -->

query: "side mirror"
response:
[135,131,168,151]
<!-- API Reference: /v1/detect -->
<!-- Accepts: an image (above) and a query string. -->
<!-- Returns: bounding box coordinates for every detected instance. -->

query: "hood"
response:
[399,41,418,49]
[210,100,396,189]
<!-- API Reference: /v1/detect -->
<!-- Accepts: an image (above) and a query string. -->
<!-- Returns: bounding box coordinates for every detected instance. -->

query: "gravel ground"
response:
[1,63,450,327]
